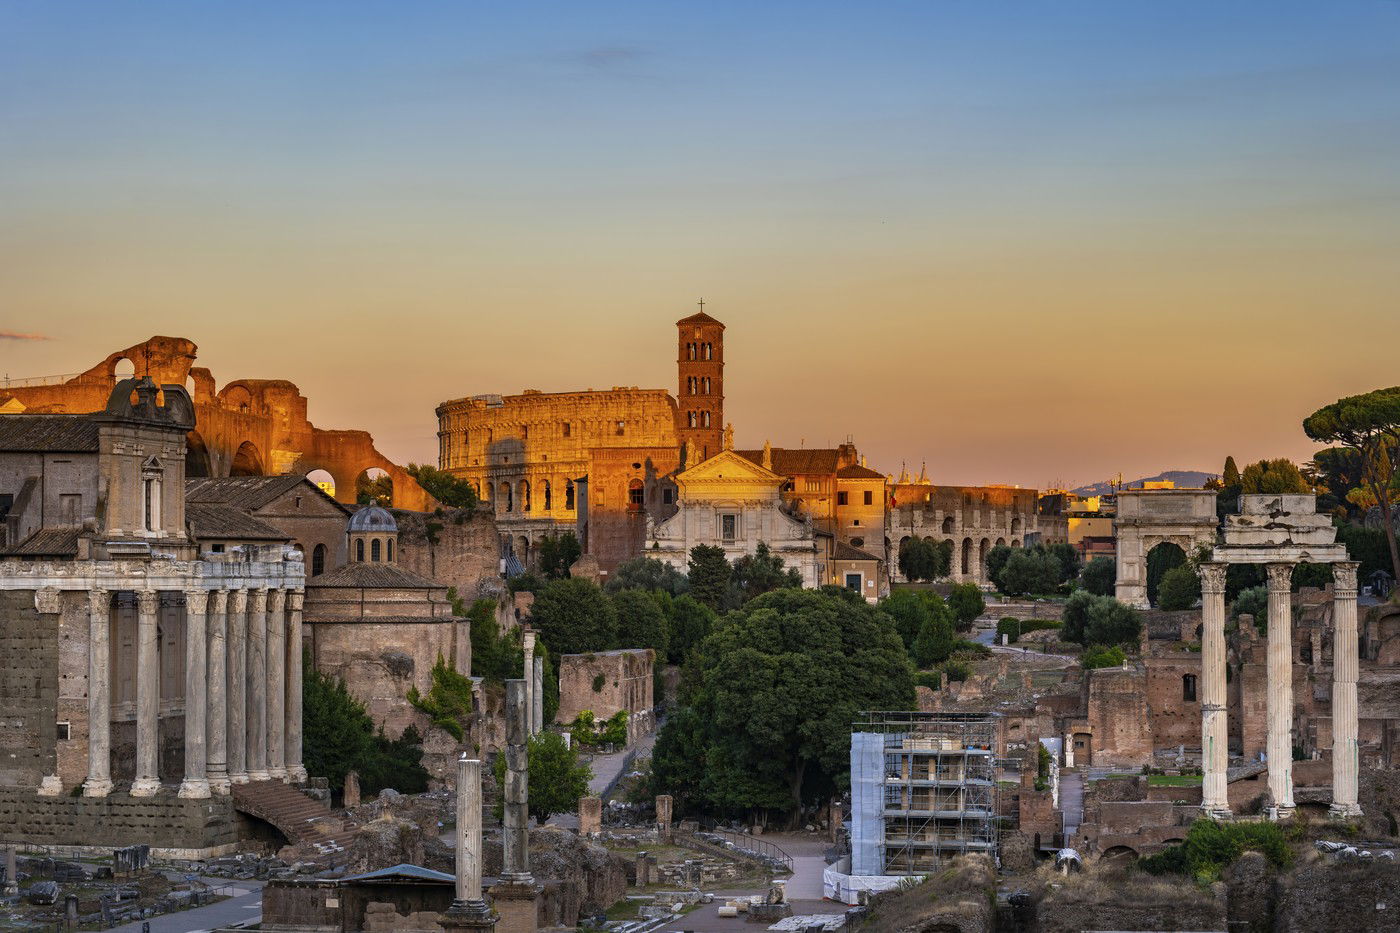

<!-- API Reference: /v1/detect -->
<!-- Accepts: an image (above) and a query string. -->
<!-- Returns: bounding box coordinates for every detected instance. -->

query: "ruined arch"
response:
[979,538,990,580]
[1145,541,1188,607]
[941,515,955,535]
[1101,845,1139,863]
[1011,516,1023,536]
[111,356,136,379]
[185,430,212,478]
[995,537,1006,547]
[231,441,264,477]
[1114,489,1219,608]
[355,467,392,505]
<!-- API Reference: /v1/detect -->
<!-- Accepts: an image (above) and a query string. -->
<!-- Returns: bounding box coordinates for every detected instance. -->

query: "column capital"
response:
[88,588,110,613]
[1333,561,1359,596]
[229,589,248,613]
[267,588,286,613]
[522,630,536,653]
[1198,562,1228,594]
[210,589,229,613]
[1265,562,1294,592]
[250,587,269,612]
[186,589,209,615]
[288,590,304,612]
[137,589,160,616]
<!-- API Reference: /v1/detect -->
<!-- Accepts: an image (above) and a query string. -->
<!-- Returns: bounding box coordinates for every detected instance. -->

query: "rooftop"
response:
[0,414,99,453]
[308,562,443,590]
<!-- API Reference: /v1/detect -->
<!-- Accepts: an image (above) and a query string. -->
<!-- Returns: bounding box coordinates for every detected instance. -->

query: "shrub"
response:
[407,654,475,740]
[947,583,985,632]
[996,617,1020,643]
[1156,564,1201,611]
[1139,818,1292,880]
[1079,556,1116,596]
[1082,644,1126,669]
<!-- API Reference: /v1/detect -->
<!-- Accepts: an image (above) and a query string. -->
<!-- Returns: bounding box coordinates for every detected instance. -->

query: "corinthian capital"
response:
[250,588,268,612]
[1198,562,1227,595]
[1265,562,1294,593]
[137,590,160,617]
[267,589,286,613]
[1333,561,1358,595]
[185,589,209,615]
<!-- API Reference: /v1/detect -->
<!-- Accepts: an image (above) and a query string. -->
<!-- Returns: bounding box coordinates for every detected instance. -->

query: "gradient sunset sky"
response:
[3,2,1398,489]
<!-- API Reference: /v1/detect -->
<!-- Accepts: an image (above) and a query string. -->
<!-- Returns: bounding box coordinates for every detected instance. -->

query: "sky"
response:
[2,1,1398,489]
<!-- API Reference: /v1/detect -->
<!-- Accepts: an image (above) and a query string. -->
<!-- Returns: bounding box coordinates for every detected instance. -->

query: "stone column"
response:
[83,589,113,798]
[287,590,307,782]
[441,754,494,932]
[178,590,211,799]
[131,590,162,797]
[1265,562,1296,816]
[266,589,288,781]
[578,796,602,836]
[532,655,544,735]
[247,588,269,781]
[655,794,673,842]
[1198,562,1231,817]
[521,632,536,738]
[490,679,538,933]
[228,589,248,784]
[1330,562,1362,818]
[206,589,231,794]
[2,847,16,897]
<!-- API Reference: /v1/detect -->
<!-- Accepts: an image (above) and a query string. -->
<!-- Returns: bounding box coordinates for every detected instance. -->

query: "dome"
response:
[349,503,397,533]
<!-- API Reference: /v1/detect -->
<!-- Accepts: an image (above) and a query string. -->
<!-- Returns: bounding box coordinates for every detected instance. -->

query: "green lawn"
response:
[1147,774,1203,787]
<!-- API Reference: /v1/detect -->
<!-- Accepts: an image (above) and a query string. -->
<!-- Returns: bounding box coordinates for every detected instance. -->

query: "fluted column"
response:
[286,590,307,782]
[228,589,249,784]
[1330,562,1362,818]
[266,589,288,780]
[1198,562,1230,817]
[1265,562,1296,816]
[130,590,162,797]
[441,754,494,932]
[206,589,230,794]
[83,589,113,798]
[178,590,211,798]
[247,587,270,781]
[521,631,536,738]
[533,655,544,735]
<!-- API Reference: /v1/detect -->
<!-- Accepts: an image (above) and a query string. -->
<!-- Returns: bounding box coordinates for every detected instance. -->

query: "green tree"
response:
[613,588,671,656]
[1305,387,1400,582]
[946,582,985,632]
[880,590,931,649]
[537,532,582,579]
[303,662,430,795]
[1240,458,1311,495]
[1082,644,1126,669]
[687,544,732,609]
[467,599,524,683]
[1231,585,1268,631]
[1079,556,1116,596]
[1061,589,1097,644]
[407,654,475,740]
[1085,596,1142,646]
[911,608,955,668]
[731,542,803,603]
[1046,541,1081,584]
[651,588,914,823]
[1156,564,1201,611]
[405,463,479,509]
[531,578,618,655]
[1223,456,1241,489]
[492,730,593,823]
[606,557,690,595]
[1146,543,1187,607]
[664,594,717,664]
[999,548,1061,596]
[898,537,942,582]
[984,544,1013,591]
[356,472,393,505]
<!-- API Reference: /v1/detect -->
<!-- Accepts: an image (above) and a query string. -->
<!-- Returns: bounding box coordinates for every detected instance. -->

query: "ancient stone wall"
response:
[1145,655,1203,750]
[0,788,238,856]
[393,508,502,601]
[887,484,1051,584]
[0,590,55,787]
[555,649,654,731]
[1084,667,1152,766]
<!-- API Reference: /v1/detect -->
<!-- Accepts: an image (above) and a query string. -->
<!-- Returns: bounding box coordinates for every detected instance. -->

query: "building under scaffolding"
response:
[850,711,999,876]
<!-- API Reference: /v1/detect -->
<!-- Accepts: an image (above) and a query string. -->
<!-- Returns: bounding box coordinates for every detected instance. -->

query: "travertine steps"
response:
[231,780,356,853]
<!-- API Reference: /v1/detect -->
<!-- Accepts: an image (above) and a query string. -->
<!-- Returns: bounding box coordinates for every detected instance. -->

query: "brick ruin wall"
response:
[0,590,56,787]
[0,789,238,856]
[392,507,503,603]
[555,649,654,733]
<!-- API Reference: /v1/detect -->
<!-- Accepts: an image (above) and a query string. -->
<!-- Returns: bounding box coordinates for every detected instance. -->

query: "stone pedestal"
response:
[1265,563,1295,817]
[1199,563,1231,817]
[578,796,602,837]
[488,881,538,933]
[1330,563,1363,819]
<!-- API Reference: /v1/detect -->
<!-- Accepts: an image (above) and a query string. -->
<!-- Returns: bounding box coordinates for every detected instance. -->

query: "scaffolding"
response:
[850,712,999,876]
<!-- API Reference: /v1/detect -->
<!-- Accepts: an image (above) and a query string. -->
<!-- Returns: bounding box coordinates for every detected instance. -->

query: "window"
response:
[543,481,552,511]
[837,491,848,506]
[628,479,644,511]
[387,539,394,562]
[1182,674,1197,702]
[701,411,711,427]
[845,573,863,592]
[702,376,710,394]
[561,421,571,437]
[721,513,737,542]
[615,420,625,436]
[312,544,326,576]
[663,488,674,505]
[356,539,365,562]
[371,538,382,562]
[851,537,864,548]
[565,480,575,510]
[522,425,529,440]
[142,476,160,531]
[688,411,697,428]
[853,518,861,526]
[863,490,873,506]
[211,543,225,553]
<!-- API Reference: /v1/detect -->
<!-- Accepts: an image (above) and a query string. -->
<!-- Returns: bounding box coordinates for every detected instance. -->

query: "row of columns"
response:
[83,585,305,799]
[1197,561,1360,819]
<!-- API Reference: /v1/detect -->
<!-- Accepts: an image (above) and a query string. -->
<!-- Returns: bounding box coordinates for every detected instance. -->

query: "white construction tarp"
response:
[821,858,907,906]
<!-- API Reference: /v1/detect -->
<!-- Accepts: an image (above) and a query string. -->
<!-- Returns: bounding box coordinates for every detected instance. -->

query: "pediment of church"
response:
[677,449,785,487]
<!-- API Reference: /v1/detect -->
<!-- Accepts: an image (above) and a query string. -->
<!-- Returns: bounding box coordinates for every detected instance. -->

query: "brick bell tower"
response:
[676,301,725,467]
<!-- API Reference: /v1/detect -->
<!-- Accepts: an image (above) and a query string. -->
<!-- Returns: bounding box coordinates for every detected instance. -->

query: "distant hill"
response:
[1072,470,1218,497]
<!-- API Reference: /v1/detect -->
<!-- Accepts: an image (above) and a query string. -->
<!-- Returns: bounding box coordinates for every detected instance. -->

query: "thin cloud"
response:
[0,331,50,341]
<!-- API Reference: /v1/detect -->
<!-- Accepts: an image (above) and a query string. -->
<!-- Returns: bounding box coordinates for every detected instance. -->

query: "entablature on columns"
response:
[0,556,305,592]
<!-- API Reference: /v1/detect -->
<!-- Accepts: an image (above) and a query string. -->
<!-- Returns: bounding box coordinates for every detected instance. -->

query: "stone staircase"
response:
[232,780,357,857]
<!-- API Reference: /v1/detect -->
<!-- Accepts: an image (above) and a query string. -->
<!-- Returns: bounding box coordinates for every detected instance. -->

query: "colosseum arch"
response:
[1114,489,1218,608]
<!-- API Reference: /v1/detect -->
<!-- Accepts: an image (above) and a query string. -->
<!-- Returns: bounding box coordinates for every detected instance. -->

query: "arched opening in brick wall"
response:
[231,441,264,477]
[185,430,212,477]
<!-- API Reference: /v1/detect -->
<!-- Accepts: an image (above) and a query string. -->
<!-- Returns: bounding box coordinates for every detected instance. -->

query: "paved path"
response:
[1060,771,1084,841]
[109,881,263,932]
[544,730,657,830]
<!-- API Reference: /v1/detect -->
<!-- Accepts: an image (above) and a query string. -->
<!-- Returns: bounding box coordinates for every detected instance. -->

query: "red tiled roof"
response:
[735,448,840,476]
[676,311,724,327]
[837,464,886,480]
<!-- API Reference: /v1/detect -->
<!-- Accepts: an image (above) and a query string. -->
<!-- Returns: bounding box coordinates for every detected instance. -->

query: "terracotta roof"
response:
[833,541,882,562]
[676,311,724,327]
[837,464,886,480]
[308,562,443,590]
[186,475,350,514]
[0,415,99,453]
[186,503,290,541]
[735,448,840,476]
[3,526,81,557]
